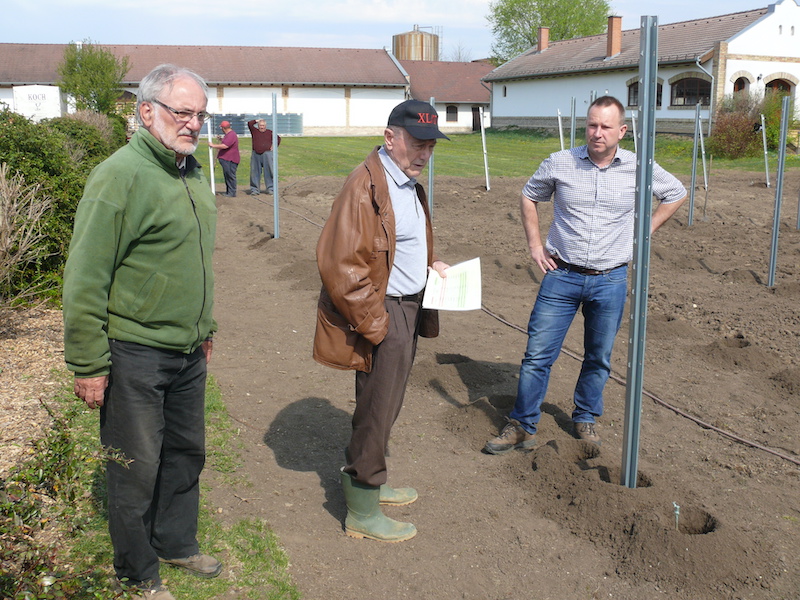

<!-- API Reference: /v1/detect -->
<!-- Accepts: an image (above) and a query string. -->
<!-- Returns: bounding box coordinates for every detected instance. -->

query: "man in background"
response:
[209,119,240,197]
[63,64,221,599]
[247,118,280,195]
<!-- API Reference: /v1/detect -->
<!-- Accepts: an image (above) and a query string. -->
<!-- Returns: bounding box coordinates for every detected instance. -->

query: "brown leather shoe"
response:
[484,418,536,455]
[159,553,222,578]
[118,584,175,600]
[573,422,601,446]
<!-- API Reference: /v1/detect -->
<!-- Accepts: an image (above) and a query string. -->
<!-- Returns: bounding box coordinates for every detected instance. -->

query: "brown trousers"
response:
[344,297,421,487]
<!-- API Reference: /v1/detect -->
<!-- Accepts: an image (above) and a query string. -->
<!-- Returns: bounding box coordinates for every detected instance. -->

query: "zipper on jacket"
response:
[180,170,209,347]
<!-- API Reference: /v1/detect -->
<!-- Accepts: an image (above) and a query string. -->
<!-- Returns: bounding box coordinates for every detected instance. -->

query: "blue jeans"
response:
[510,265,628,434]
[101,340,207,587]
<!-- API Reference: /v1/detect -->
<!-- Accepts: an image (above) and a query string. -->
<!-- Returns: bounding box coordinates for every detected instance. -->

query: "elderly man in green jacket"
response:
[63,64,220,600]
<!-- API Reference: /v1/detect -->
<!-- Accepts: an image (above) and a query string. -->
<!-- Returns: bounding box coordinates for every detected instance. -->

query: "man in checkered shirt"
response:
[485,95,686,454]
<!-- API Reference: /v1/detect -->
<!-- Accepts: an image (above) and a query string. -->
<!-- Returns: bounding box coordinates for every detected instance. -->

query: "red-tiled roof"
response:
[0,43,408,87]
[484,8,769,82]
[400,60,494,103]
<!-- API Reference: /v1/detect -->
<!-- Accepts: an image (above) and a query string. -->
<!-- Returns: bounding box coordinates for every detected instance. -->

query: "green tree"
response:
[56,39,130,115]
[487,0,612,63]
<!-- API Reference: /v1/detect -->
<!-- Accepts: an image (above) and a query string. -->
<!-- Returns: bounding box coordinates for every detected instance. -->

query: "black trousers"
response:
[345,297,421,488]
[101,340,207,587]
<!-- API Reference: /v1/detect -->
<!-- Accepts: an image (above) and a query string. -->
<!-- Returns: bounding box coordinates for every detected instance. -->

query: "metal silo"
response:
[392,25,441,61]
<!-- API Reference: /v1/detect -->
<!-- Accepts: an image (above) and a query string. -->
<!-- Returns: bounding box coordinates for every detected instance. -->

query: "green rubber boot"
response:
[379,484,418,506]
[340,470,417,542]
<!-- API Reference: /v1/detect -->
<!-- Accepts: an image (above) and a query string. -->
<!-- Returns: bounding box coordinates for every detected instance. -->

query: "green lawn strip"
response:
[196,131,798,186]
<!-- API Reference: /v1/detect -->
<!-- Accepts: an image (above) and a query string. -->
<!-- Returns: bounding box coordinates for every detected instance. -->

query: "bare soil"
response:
[3,166,799,599]
[205,169,800,600]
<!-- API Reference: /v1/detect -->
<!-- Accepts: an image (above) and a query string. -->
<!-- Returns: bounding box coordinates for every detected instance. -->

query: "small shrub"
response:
[711,90,797,155]
[707,111,761,159]
[760,89,797,150]
[47,115,112,167]
[0,397,127,599]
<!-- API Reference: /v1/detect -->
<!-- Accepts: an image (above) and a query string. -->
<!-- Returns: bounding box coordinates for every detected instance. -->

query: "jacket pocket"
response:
[313,297,373,372]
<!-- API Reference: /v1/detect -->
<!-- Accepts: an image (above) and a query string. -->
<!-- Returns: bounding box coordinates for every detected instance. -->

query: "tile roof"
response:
[399,60,494,103]
[484,8,769,82]
[0,43,408,87]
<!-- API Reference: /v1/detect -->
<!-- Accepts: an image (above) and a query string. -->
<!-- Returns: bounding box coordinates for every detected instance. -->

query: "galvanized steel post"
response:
[768,95,791,288]
[272,93,280,239]
[569,97,576,148]
[688,103,701,226]
[621,15,658,489]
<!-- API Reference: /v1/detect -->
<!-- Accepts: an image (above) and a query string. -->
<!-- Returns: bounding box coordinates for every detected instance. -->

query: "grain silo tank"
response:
[392,25,440,61]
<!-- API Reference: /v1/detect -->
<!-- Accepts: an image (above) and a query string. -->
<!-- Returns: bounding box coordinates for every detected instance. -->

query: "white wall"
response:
[727,0,800,58]
[349,88,405,127]
[435,102,491,132]
[0,88,13,110]
[287,88,347,127]
[214,87,282,115]
[491,65,736,124]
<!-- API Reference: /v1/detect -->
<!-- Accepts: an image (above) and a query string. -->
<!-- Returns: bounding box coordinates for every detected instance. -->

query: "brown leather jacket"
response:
[313,146,439,372]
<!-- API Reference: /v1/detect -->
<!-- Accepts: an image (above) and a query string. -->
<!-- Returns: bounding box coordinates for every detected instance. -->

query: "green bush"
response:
[709,90,797,158]
[760,89,797,150]
[47,115,113,166]
[707,111,761,159]
[0,109,122,304]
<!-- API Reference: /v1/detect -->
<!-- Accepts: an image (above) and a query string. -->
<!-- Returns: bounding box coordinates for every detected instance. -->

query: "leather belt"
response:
[553,257,627,276]
[386,292,424,303]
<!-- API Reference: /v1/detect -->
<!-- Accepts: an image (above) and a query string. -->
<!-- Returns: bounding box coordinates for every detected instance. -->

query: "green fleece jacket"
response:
[62,128,217,378]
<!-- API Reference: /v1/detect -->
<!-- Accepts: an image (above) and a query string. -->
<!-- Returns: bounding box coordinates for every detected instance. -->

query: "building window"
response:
[627,82,663,107]
[733,77,748,93]
[671,78,711,106]
[446,105,458,122]
[766,79,792,93]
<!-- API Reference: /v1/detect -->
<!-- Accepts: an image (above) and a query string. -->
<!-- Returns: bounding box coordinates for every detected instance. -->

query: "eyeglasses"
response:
[152,99,211,123]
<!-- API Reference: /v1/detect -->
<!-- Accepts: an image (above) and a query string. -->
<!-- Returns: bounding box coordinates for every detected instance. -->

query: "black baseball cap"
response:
[387,99,450,140]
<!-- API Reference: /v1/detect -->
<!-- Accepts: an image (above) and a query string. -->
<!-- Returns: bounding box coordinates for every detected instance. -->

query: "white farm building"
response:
[484,0,800,134]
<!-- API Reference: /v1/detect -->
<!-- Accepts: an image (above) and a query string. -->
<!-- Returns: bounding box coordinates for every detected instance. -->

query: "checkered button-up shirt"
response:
[522,145,686,271]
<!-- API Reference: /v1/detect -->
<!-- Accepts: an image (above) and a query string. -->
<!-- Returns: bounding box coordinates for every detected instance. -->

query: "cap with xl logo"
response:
[387,99,450,140]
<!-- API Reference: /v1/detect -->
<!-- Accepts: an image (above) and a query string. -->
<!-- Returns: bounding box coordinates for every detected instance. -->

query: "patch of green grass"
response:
[161,513,299,600]
[196,129,798,187]
[205,377,245,481]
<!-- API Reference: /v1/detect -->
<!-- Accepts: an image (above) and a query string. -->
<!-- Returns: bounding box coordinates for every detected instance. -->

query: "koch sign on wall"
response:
[13,85,65,121]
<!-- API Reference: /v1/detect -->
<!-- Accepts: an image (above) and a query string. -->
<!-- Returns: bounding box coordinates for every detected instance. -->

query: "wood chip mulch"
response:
[0,308,67,478]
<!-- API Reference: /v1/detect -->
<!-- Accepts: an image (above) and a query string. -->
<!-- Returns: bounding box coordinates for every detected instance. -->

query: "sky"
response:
[2,0,782,61]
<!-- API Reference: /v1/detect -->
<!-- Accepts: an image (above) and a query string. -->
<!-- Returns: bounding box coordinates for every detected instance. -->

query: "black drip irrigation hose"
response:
[480,305,800,468]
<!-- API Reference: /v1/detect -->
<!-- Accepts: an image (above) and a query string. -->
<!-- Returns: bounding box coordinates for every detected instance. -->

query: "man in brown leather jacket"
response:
[314,99,449,542]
